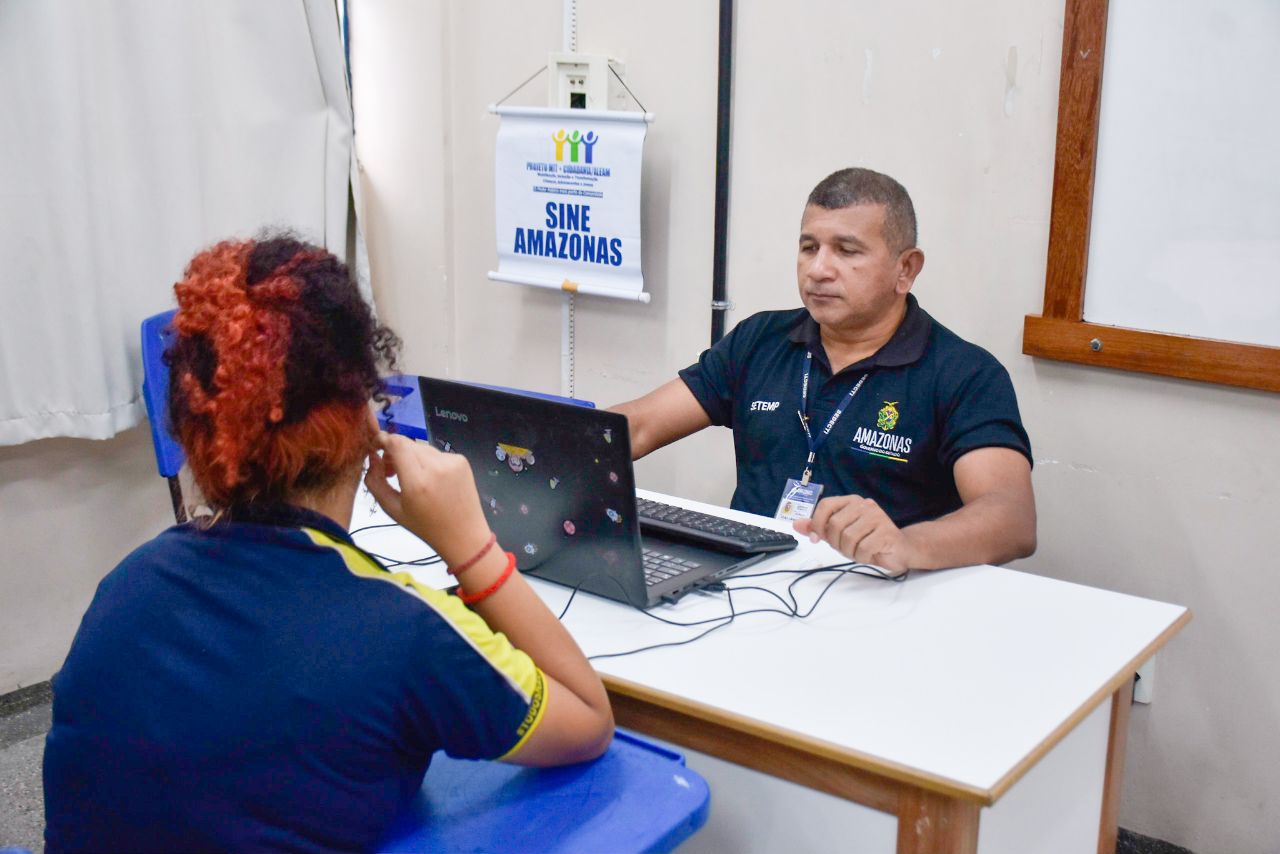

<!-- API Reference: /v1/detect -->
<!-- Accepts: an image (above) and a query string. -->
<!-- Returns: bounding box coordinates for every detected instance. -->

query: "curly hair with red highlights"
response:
[166,235,400,508]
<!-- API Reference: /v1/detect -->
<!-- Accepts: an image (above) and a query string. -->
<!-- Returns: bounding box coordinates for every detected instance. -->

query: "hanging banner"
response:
[489,105,652,303]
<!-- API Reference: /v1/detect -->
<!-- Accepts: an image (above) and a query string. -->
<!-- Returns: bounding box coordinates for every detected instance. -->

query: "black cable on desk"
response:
[580,560,908,660]
[349,522,443,568]
[588,588,743,661]
[349,522,402,536]
[342,531,909,657]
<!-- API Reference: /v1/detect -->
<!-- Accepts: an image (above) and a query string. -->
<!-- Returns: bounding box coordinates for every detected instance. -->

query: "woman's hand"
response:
[365,430,614,767]
[364,432,492,566]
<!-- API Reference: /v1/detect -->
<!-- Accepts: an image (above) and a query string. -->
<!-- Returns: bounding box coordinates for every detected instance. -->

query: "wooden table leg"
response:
[1098,683,1133,854]
[896,788,980,854]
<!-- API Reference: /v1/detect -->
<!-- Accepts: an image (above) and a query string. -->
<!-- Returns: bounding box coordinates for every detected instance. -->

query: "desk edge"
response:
[602,605,1191,809]
[602,673,997,807]
[987,606,1192,801]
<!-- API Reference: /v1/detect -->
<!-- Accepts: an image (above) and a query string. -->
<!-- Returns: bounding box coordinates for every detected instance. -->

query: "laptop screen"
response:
[416,377,648,606]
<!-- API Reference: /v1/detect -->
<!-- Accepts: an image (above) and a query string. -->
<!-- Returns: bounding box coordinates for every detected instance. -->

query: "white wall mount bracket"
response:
[547,52,610,111]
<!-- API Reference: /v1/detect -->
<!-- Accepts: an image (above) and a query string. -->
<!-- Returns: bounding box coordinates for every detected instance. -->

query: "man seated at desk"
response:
[613,168,1036,573]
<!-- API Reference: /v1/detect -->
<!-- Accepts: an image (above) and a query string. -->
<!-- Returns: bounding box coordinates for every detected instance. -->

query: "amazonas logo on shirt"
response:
[851,401,912,463]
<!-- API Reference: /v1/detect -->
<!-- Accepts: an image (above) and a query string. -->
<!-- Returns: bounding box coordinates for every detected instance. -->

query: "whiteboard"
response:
[1083,0,1280,348]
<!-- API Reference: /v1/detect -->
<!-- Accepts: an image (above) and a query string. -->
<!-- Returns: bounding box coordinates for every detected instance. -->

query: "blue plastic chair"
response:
[140,309,187,522]
[380,729,710,853]
[378,373,595,442]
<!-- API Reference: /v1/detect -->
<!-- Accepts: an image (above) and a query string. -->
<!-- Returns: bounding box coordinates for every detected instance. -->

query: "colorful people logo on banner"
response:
[552,129,600,164]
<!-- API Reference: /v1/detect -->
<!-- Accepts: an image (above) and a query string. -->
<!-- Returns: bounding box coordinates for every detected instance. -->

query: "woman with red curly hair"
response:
[43,236,613,852]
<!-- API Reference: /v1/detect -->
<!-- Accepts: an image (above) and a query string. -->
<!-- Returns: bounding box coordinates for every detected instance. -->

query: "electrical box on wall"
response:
[547,52,610,110]
[1133,655,1156,704]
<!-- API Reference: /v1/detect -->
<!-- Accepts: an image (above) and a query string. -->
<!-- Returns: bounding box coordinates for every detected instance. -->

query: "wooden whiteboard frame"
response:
[1021,0,1280,393]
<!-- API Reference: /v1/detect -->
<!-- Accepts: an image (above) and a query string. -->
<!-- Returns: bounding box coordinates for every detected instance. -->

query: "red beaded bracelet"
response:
[447,532,497,576]
[458,551,516,606]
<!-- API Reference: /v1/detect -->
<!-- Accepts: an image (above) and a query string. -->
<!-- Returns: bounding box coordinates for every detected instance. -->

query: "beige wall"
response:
[0,427,173,691]
[2,2,1275,852]
[350,2,1279,852]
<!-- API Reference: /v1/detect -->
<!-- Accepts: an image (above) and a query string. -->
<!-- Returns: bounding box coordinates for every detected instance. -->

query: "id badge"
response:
[775,478,824,521]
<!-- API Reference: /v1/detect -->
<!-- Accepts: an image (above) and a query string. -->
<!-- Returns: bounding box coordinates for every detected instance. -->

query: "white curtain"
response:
[0,0,354,445]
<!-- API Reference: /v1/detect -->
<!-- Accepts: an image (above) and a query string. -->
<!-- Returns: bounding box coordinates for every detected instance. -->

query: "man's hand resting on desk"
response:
[792,448,1038,572]
[794,495,912,574]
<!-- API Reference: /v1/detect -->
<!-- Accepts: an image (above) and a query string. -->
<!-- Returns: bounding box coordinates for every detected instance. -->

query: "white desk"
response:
[351,489,1190,854]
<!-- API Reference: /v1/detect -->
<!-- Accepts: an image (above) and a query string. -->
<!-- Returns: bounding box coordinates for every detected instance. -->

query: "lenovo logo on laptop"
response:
[432,407,469,423]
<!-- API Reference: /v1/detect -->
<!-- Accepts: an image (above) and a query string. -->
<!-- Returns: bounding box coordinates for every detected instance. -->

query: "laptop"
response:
[415,376,767,609]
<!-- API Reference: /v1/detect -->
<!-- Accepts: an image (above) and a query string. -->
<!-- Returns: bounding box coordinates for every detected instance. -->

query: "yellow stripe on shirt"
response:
[497,668,548,761]
[300,527,544,713]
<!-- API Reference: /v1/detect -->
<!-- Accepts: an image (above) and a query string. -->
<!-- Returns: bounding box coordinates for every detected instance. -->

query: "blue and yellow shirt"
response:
[43,504,545,853]
[679,295,1032,525]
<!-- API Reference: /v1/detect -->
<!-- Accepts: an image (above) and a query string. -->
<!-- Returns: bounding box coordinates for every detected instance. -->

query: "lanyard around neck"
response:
[797,351,869,485]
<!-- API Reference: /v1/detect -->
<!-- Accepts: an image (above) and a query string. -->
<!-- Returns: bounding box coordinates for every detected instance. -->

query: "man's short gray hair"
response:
[806,168,918,253]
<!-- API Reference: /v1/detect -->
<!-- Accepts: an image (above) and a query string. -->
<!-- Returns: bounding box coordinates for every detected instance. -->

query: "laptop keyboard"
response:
[637,498,799,555]
[641,548,705,587]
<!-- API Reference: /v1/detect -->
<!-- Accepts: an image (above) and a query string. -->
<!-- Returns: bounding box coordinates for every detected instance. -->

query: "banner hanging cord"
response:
[609,65,648,113]
[493,66,547,108]
[495,65,649,115]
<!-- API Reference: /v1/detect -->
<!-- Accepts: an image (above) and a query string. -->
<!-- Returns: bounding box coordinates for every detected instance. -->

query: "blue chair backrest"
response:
[140,309,184,479]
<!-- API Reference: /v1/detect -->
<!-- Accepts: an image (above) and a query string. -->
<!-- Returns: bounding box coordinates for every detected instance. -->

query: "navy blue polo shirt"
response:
[679,295,1031,526]
[44,504,546,853]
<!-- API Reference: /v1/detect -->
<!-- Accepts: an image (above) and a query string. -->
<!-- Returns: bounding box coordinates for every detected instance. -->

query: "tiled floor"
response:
[1118,829,1196,854]
[0,682,1195,854]
[0,684,50,853]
